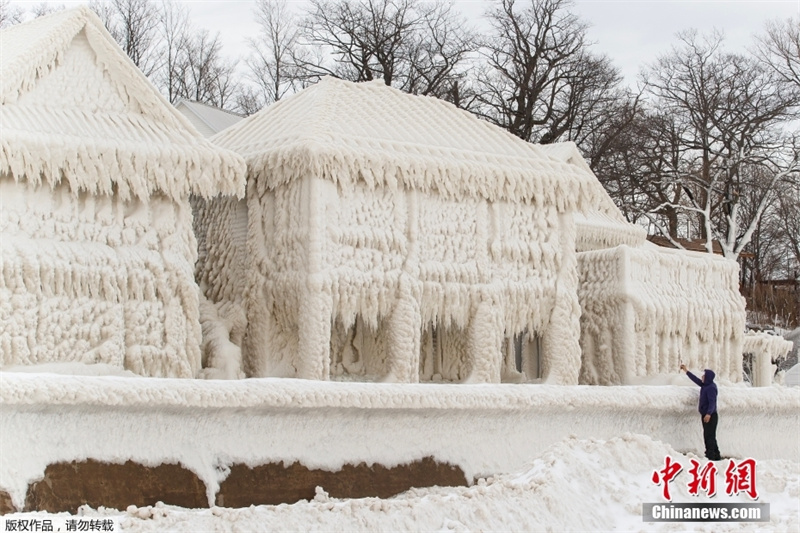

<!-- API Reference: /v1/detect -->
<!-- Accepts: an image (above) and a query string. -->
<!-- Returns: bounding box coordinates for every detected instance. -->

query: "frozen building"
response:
[0,7,246,377]
[577,246,745,384]
[197,78,746,385]
[200,77,610,384]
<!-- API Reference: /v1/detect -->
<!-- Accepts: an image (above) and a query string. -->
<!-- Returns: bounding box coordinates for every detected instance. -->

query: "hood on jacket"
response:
[704,369,716,384]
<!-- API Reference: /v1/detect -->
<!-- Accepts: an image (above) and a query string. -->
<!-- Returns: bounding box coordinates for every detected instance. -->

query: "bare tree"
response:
[476,0,591,142]
[29,2,64,18]
[246,0,303,108]
[89,0,160,76]
[744,172,800,283]
[0,0,22,28]
[756,17,800,89]
[157,0,190,104]
[402,1,476,101]
[296,0,475,102]
[177,29,240,109]
[642,30,800,261]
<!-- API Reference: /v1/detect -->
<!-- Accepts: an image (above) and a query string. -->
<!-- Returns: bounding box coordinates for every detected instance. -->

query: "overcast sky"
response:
[14,0,800,85]
[192,0,799,85]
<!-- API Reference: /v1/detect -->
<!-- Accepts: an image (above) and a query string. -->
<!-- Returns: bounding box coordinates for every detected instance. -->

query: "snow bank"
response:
[2,373,797,511]
[5,434,798,532]
[578,246,746,384]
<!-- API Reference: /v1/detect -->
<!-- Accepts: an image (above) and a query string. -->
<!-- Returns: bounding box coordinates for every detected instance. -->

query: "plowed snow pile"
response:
[8,433,798,532]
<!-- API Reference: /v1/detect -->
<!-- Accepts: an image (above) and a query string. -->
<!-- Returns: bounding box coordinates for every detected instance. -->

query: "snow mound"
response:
[11,434,796,532]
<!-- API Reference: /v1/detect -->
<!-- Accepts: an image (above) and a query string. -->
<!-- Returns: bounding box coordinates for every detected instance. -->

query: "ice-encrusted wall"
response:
[577,245,746,384]
[0,179,201,377]
[192,195,248,378]
[199,175,582,384]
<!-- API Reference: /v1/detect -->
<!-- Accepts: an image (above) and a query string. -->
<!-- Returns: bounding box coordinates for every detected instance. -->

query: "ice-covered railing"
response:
[1,372,798,511]
[744,331,794,387]
[577,246,746,384]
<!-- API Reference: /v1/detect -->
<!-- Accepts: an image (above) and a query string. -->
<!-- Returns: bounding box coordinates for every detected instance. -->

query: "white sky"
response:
[14,0,800,85]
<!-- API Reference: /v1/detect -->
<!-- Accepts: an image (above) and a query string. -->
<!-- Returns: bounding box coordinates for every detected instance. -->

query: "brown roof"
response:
[647,235,755,259]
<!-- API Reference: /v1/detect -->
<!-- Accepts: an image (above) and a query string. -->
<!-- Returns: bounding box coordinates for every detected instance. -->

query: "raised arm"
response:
[685,371,703,387]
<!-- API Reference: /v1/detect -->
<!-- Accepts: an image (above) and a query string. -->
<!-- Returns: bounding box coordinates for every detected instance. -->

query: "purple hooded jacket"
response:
[687,369,717,415]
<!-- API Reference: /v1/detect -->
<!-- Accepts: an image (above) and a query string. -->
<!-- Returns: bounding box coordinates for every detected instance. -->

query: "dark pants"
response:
[702,412,721,460]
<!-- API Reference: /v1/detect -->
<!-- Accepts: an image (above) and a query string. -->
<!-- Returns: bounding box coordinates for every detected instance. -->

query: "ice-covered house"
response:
[199,77,620,384]
[199,77,746,385]
[0,7,246,377]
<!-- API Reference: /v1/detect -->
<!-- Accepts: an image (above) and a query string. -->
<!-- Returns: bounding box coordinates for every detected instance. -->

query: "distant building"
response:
[175,99,244,138]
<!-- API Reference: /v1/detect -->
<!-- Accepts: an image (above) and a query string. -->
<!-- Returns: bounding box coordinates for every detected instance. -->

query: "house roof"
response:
[212,77,608,210]
[646,235,757,259]
[0,6,245,201]
[538,142,646,250]
[175,99,244,138]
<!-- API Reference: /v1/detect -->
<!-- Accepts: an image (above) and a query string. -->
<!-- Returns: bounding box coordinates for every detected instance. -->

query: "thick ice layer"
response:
[744,331,794,387]
[213,78,606,209]
[1,373,798,510]
[578,246,746,384]
[199,176,582,384]
[538,142,647,252]
[0,180,202,377]
[200,79,669,385]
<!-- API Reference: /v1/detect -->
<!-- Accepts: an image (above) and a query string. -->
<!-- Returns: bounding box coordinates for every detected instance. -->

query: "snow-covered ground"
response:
[3,433,797,532]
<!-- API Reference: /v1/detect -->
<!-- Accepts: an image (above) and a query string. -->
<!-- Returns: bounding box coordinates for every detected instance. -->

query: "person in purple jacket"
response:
[680,364,721,461]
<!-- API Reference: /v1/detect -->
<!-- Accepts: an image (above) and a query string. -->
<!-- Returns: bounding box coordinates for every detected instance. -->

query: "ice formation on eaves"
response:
[577,245,747,385]
[537,142,647,252]
[0,6,247,377]
[212,78,608,211]
[0,6,246,202]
